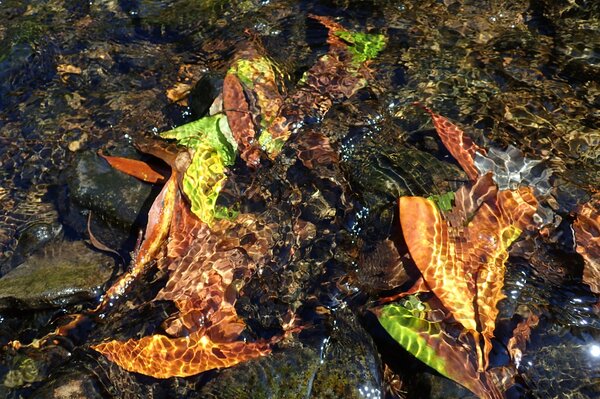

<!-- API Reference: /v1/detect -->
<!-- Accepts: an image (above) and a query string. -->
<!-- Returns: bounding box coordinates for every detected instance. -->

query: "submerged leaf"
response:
[399,179,539,369]
[416,104,485,181]
[93,330,272,379]
[334,30,387,64]
[98,150,165,183]
[160,114,237,165]
[378,299,502,399]
[182,143,230,225]
[160,114,237,223]
[427,191,455,212]
[573,199,600,294]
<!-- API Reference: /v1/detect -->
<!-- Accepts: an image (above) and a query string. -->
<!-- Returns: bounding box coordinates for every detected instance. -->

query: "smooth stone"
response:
[67,149,155,229]
[0,241,114,310]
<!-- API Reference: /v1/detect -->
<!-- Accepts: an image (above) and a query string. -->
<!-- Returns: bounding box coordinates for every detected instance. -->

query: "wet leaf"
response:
[399,180,539,369]
[93,200,278,378]
[160,114,237,223]
[334,30,387,64]
[416,103,485,181]
[507,313,540,368]
[160,114,237,164]
[223,72,258,166]
[182,142,232,225]
[427,191,455,212]
[96,173,179,310]
[92,330,272,379]
[573,199,600,294]
[98,150,165,184]
[378,298,502,399]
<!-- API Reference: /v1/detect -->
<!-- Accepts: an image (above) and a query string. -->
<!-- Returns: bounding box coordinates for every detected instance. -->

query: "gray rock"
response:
[0,241,114,310]
[67,150,155,229]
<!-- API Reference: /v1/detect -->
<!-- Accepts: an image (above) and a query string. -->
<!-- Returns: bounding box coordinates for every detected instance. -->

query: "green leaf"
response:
[160,114,237,165]
[334,30,387,64]
[378,297,501,399]
[427,191,455,212]
[379,300,449,375]
[182,142,236,224]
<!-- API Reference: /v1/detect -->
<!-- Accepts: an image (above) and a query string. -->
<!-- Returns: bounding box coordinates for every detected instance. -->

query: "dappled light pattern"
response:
[399,177,539,369]
[474,145,552,196]
[93,199,278,378]
[573,199,600,294]
[378,298,503,399]
[96,173,179,310]
[93,331,272,379]
[90,16,387,380]
[416,104,485,181]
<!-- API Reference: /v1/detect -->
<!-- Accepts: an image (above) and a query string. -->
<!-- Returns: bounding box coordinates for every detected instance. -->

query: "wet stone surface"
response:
[0,241,114,310]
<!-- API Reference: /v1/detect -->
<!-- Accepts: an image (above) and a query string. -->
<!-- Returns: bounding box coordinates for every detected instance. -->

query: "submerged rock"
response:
[199,309,382,399]
[0,241,114,310]
[29,369,104,399]
[67,149,156,229]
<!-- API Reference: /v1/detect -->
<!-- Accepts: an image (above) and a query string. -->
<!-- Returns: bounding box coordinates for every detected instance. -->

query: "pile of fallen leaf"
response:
[375,105,599,399]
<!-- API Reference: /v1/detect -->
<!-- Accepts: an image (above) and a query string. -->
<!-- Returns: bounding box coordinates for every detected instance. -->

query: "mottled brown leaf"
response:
[416,103,485,181]
[573,199,600,294]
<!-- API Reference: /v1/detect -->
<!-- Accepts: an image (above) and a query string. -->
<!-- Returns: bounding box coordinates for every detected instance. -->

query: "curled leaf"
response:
[160,114,237,164]
[507,313,540,368]
[399,180,538,369]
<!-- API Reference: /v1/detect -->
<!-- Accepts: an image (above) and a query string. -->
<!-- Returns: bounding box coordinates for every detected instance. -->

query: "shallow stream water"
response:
[0,1,598,398]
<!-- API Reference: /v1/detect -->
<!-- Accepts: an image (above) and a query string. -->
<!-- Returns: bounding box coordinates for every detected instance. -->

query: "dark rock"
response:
[29,369,104,399]
[411,372,477,399]
[2,346,71,391]
[310,309,383,399]
[67,150,155,229]
[198,309,383,399]
[0,241,114,310]
[189,72,224,119]
[3,220,63,276]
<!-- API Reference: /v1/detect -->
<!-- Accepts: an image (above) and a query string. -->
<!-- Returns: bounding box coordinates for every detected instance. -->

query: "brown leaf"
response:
[573,199,600,294]
[223,73,259,167]
[507,313,540,367]
[416,103,485,181]
[166,81,193,104]
[94,173,179,312]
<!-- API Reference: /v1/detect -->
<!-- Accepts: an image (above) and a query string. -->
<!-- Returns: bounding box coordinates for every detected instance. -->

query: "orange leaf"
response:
[416,103,485,181]
[399,179,538,369]
[92,330,271,378]
[98,150,165,183]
